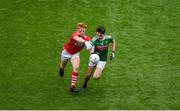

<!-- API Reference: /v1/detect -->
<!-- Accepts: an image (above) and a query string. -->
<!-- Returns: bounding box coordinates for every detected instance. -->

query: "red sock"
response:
[71,72,78,87]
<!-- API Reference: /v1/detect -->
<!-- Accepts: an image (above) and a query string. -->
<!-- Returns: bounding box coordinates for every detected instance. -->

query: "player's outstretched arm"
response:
[90,46,95,54]
[110,39,116,60]
[112,39,116,52]
[73,36,92,50]
[73,36,86,43]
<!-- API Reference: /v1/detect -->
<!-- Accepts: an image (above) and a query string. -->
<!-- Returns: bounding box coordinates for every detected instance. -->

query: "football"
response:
[90,54,100,64]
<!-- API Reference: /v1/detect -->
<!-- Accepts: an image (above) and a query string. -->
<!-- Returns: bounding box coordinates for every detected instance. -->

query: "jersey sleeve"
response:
[85,36,92,41]
[106,35,113,43]
[71,32,79,40]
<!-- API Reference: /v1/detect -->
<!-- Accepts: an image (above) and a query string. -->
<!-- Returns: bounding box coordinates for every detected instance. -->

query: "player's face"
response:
[96,32,104,40]
[77,27,86,37]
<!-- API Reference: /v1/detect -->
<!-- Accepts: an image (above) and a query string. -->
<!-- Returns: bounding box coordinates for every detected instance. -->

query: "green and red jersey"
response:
[91,35,113,61]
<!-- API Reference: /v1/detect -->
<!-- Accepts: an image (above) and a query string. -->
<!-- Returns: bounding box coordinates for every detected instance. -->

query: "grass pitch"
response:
[0,0,180,109]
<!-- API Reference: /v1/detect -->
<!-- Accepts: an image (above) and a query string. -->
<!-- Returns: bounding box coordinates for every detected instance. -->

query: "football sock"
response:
[71,72,78,87]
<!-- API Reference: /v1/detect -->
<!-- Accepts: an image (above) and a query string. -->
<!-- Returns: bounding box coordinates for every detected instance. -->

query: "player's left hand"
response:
[110,51,115,60]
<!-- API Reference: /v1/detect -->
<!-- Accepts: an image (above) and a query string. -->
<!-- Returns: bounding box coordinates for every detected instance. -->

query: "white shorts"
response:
[61,49,79,61]
[89,60,106,70]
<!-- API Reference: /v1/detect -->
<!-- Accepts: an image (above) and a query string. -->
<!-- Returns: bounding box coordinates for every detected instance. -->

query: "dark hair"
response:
[96,26,106,34]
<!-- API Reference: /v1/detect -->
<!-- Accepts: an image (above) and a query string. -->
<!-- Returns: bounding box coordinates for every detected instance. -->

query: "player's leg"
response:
[60,59,68,69]
[93,68,103,80]
[82,60,96,91]
[93,61,106,80]
[59,60,68,77]
[70,53,80,92]
[82,66,95,91]
[59,50,70,77]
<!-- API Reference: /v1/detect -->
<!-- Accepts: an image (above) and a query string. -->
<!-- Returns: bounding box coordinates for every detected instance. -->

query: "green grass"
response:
[0,0,180,109]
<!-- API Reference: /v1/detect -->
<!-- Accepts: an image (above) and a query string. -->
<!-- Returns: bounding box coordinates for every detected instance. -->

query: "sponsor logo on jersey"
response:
[75,42,84,47]
[95,45,108,51]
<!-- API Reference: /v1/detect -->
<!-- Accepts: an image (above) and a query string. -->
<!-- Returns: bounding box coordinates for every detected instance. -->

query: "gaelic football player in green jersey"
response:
[82,26,116,91]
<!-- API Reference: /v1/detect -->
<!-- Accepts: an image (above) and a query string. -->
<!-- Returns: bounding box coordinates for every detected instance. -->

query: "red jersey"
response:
[64,32,91,54]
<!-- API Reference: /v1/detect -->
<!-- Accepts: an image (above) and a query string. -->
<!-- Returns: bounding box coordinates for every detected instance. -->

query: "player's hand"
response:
[110,51,115,60]
[85,41,92,50]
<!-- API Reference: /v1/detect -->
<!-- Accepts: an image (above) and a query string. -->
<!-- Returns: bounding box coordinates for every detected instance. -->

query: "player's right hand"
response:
[85,41,92,50]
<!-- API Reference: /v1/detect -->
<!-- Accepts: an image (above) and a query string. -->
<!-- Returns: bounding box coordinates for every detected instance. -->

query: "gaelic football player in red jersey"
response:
[59,23,92,92]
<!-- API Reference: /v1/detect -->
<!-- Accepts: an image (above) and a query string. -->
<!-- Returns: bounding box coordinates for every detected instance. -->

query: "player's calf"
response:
[82,75,91,92]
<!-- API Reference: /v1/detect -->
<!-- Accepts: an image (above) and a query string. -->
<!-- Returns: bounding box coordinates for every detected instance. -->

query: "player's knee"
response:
[73,67,79,72]
[93,75,100,80]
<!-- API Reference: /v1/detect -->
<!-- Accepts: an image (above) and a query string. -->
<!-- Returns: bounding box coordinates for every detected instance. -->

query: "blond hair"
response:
[77,22,87,29]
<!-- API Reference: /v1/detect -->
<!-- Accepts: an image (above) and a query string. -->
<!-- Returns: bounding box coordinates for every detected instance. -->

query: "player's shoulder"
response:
[105,35,113,39]
[71,32,79,37]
